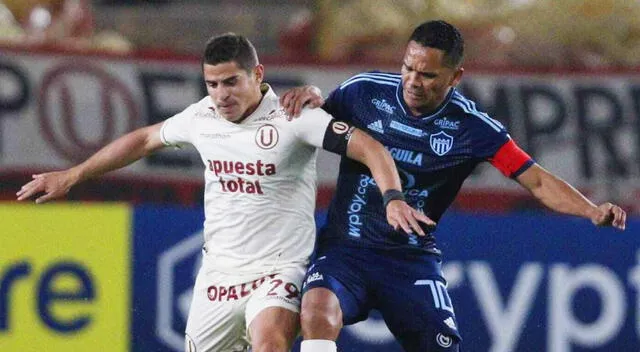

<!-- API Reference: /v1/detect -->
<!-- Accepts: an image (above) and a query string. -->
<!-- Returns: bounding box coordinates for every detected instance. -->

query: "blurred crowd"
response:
[0,0,133,53]
[2,0,640,69]
[282,0,640,69]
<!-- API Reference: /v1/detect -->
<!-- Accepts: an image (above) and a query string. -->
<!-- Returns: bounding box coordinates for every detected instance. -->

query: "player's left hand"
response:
[590,202,626,230]
[386,200,436,236]
[279,85,324,119]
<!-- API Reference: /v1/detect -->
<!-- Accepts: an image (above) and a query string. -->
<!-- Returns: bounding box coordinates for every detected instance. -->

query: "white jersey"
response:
[160,85,333,277]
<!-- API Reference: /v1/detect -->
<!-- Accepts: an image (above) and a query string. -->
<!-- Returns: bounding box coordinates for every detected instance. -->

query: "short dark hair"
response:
[202,33,259,72]
[409,20,464,68]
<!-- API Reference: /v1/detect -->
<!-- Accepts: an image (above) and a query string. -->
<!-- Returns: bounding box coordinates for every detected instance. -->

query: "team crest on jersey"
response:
[255,124,279,149]
[429,131,453,156]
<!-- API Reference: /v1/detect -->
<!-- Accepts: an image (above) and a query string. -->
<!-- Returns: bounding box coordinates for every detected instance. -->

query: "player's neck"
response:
[235,90,265,124]
[409,103,440,117]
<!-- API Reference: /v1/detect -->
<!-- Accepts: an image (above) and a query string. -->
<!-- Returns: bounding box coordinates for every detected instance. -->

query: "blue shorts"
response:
[302,245,461,352]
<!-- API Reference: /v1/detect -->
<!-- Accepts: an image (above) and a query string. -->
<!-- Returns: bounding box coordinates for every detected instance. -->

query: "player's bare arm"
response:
[16,122,166,204]
[516,163,626,230]
[345,128,436,235]
[280,85,324,118]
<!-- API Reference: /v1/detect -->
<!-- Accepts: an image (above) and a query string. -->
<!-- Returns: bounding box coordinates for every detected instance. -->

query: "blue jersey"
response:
[320,71,533,254]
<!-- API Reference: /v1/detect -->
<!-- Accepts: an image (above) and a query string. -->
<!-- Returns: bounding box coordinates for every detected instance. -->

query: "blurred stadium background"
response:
[0,0,639,351]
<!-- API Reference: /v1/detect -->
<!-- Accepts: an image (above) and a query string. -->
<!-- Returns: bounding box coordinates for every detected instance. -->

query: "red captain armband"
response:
[489,139,534,177]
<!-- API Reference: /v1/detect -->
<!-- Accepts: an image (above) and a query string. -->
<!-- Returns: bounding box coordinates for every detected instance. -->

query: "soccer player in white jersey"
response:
[16,33,433,352]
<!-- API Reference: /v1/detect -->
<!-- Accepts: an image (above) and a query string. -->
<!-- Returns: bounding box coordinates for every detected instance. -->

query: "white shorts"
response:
[184,264,305,352]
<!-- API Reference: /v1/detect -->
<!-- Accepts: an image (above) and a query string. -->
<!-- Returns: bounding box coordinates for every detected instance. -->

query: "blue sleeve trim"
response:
[511,159,535,178]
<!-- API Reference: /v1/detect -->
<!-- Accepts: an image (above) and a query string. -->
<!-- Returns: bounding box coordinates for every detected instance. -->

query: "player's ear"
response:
[253,64,264,83]
[450,67,464,87]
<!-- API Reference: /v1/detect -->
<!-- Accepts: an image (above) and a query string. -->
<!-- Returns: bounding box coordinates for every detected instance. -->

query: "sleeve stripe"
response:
[450,99,502,132]
[363,72,401,79]
[512,159,535,178]
[341,74,400,86]
[452,93,505,130]
[342,72,401,84]
[340,78,399,90]
[340,73,400,89]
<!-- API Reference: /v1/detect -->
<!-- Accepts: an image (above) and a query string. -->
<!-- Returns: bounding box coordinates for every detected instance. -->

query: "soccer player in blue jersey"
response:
[281,20,627,352]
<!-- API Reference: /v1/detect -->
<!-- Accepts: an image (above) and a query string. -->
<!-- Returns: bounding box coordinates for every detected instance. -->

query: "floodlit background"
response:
[0,1,638,351]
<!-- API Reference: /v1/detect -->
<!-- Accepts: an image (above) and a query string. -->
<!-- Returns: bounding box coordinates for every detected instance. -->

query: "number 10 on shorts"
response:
[415,279,454,313]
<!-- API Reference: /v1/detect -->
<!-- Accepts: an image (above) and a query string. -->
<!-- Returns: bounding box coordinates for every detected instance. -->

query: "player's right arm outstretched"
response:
[16,123,165,204]
[516,163,627,230]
